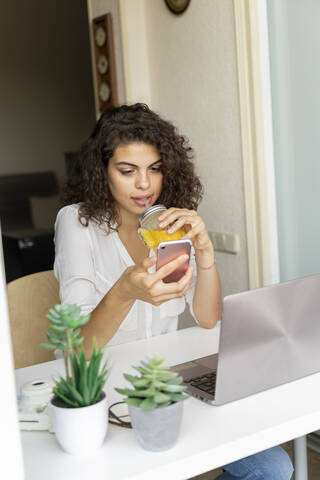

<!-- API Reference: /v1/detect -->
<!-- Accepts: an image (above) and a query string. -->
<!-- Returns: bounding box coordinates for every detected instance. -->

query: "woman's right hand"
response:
[119,255,193,306]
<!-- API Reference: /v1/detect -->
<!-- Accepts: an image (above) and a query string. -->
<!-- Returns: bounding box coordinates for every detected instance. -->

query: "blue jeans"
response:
[216,446,293,479]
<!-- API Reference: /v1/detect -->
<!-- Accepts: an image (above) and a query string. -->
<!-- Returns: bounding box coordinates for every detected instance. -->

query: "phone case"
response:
[156,239,192,283]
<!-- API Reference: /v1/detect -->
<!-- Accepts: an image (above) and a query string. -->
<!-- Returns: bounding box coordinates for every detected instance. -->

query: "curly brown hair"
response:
[62,103,203,229]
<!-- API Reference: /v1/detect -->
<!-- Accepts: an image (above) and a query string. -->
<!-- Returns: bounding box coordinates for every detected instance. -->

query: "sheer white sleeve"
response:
[54,205,97,316]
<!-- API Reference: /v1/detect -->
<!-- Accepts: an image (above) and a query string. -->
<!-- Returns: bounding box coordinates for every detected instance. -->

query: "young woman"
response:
[54,103,293,480]
[55,103,221,353]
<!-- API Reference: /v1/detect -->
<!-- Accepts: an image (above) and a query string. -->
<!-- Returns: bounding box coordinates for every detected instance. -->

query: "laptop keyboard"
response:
[184,371,217,396]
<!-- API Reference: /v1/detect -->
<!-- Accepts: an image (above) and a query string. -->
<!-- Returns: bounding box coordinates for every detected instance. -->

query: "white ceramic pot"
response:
[50,393,108,455]
[129,401,183,451]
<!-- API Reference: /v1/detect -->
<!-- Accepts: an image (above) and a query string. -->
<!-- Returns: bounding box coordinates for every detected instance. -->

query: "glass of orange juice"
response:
[138,204,185,249]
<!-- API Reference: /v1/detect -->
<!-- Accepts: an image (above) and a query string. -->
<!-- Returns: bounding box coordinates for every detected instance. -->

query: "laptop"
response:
[171,274,320,405]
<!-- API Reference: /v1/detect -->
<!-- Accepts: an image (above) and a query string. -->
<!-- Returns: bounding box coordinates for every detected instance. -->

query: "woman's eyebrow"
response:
[115,159,162,167]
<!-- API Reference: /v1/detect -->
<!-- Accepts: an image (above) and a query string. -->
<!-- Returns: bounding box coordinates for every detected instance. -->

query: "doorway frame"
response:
[233,0,279,289]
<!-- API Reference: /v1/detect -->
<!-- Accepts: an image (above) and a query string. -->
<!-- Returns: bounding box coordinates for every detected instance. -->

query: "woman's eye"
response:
[120,170,133,175]
[150,166,162,172]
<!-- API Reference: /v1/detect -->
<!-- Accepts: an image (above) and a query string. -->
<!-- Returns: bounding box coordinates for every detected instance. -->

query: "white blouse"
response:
[54,204,197,347]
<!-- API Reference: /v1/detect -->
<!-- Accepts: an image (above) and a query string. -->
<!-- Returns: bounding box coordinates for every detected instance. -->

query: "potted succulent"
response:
[115,355,188,451]
[40,304,109,455]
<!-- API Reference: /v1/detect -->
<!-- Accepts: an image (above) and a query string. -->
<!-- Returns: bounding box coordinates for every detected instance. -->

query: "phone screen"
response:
[156,239,191,283]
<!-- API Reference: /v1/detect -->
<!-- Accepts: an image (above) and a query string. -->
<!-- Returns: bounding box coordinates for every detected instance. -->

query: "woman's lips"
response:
[132,195,152,207]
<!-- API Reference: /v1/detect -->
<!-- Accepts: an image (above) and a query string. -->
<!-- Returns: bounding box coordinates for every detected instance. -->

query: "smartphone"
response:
[156,239,192,283]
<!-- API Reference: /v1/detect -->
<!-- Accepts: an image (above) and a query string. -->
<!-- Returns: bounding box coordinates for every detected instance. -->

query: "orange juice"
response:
[139,228,185,249]
[138,204,186,249]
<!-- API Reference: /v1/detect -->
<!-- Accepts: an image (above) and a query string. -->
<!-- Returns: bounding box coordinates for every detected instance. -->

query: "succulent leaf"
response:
[49,324,67,333]
[161,384,186,393]
[39,342,57,350]
[169,393,189,402]
[115,355,188,411]
[140,397,157,410]
[124,397,142,407]
[40,304,109,408]
[154,392,170,403]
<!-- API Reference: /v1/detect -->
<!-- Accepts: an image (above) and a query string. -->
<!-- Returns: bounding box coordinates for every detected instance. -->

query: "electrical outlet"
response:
[208,231,240,254]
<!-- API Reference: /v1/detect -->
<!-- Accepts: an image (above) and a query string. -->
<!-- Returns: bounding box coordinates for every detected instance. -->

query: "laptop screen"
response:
[215,275,320,405]
[0,223,24,477]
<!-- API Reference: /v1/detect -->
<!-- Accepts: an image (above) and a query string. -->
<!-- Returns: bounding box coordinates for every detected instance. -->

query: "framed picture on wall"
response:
[92,13,118,113]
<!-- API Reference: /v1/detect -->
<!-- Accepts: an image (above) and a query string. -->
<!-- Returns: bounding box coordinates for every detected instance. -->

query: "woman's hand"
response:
[158,208,212,253]
[157,209,220,330]
[119,255,193,306]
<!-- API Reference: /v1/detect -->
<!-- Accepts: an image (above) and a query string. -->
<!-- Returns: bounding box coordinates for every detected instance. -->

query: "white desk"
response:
[16,325,319,480]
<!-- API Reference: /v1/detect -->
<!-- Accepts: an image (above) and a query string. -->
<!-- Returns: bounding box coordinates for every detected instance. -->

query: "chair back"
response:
[7,270,60,369]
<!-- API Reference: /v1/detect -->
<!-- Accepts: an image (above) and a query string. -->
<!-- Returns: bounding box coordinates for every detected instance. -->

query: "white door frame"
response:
[233,0,279,289]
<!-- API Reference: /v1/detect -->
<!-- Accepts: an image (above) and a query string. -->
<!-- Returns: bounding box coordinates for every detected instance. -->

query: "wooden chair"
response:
[7,270,60,369]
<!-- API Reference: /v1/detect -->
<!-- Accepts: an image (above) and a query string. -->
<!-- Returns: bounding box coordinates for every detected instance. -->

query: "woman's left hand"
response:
[158,208,212,253]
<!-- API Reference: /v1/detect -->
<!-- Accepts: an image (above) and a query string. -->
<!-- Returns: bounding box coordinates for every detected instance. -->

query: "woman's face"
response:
[107,142,163,222]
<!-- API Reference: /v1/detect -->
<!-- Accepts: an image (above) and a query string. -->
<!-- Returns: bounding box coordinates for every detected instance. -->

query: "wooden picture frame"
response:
[92,13,118,113]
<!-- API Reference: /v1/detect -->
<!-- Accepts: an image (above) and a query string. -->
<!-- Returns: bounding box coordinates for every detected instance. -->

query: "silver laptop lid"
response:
[215,275,320,405]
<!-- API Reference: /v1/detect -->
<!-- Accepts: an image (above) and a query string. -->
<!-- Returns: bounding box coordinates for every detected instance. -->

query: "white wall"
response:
[267,0,320,281]
[0,1,95,184]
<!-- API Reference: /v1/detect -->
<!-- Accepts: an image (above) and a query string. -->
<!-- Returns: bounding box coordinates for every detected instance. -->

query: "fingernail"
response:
[167,228,173,233]
[159,222,164,227]
[158,215,164,220]
[181,254,188,260]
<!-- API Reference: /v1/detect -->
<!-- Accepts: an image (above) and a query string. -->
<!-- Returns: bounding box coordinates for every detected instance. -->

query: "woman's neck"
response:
[116,211,149,264]
[117,209,140,235]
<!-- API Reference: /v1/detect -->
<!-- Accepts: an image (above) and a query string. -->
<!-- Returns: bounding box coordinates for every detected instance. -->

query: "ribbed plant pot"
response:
[129,401,183,452]
[50,392,108,455]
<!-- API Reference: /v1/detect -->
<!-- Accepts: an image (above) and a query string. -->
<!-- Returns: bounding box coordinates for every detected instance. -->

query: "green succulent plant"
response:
[115,355,188,411]
[40,304,109,408]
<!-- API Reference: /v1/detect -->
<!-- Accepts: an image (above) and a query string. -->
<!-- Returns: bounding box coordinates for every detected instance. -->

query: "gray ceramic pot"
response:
[129,401,183,452]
